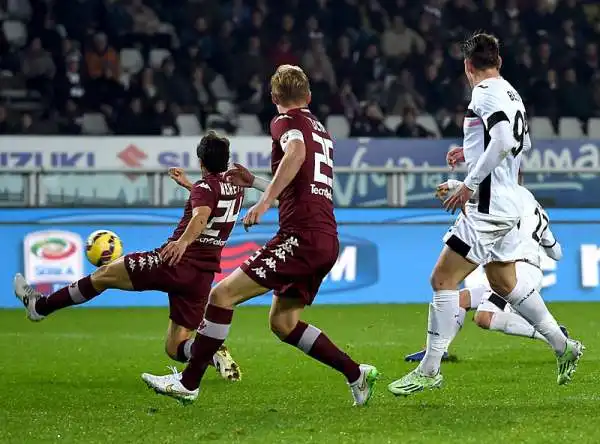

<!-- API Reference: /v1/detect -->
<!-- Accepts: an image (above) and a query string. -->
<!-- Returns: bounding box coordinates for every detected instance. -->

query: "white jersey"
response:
[463,77,531,218]
[515,186,554,269]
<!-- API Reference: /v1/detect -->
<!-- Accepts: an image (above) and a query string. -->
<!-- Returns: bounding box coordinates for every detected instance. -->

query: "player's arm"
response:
[541,226,562,261]
[168,167,193,191]
[463,119,514,191]
[161,206,211,266]
[223,163,270,192]
[260,139,306,206]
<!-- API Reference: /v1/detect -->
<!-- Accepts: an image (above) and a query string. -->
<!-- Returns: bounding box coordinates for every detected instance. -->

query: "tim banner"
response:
[0,208,598,308]
[23,230,84,294]
[1,137,600,207]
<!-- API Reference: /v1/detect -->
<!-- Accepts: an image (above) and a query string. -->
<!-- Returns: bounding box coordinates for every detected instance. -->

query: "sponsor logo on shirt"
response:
[215,233,378,292]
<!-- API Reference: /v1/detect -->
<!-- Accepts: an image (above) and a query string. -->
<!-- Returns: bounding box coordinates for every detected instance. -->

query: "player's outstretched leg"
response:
[142,269,267,404]
[476,308,570,344]
[389,246,476,396]
[404,286,483,362]
[13,257,133,321]
[485,262,584,385]
[269,295,378,406]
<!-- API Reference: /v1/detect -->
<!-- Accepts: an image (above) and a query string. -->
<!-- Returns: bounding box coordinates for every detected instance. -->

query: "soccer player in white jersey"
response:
[404,182,567,365]
[388,33,584,396]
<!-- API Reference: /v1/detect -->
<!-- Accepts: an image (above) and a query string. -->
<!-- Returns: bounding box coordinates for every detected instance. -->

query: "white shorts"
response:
[443,209,520,265]
[476,262,543,313]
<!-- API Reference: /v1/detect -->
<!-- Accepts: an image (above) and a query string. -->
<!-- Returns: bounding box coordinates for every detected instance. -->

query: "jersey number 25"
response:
[312,133,334,187]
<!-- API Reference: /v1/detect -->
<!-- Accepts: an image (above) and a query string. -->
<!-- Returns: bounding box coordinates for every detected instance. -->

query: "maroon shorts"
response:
[124,249,214,330]
[240,231,339,305]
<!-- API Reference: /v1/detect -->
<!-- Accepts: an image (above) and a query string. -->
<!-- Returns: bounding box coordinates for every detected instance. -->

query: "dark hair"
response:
[196,131,230,173]
[461,33,500,70]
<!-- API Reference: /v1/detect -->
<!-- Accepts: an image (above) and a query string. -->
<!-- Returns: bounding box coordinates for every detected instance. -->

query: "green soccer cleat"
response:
[556,339,585,385]
[349,364,379,406]
[387,369,443,396]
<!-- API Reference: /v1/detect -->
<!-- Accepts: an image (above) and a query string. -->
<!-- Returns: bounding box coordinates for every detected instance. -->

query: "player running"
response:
[141,65,378,406]
[403,182,566,365]
[13,132,243,381]
[388,33,583,396]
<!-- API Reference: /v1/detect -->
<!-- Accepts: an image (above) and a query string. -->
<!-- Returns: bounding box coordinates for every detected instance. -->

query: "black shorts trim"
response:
[445,235,471,258]
[488,293,508,311]
[486,111,509,130]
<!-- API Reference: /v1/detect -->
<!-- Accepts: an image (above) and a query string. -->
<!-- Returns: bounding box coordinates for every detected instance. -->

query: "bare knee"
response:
[474,311,493,329]
[165,340,179,360]
[459,289,472,311]
[430,269,460,292]
[164,328,193,361]
[269,314,296,340]
[485,264,516,297]
[91,264,112,291]
[209,280,236,308]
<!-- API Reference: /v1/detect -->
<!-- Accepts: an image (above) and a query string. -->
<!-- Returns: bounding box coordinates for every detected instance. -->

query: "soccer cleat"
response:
[349,364,379,407]
[141,367,199,405]
[213,345,242,381]
[556,339,585,385]
[559,325,569,338]
[404,349,450,363]
[387,369,443,396]
[13,273,45,322]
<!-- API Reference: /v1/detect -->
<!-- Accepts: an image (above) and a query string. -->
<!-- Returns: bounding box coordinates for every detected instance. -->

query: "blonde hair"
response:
[270,65,310,106]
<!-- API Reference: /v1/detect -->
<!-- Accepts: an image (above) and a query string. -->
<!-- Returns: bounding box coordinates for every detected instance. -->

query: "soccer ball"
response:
[86,230,123,266]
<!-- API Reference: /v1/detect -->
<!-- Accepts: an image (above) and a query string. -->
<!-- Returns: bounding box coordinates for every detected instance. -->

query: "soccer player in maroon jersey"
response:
[13,132,243,381]
[142,65,378,406]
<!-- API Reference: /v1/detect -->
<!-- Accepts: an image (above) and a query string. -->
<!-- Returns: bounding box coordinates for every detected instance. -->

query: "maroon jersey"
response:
[168,173,244,272]
[270,108,337,235]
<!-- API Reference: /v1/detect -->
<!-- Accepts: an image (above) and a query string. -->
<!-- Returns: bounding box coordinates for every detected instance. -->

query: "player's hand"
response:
[223,163,255,188]
[436,182,450,201]
[168,168,192,189]
[243,200,270,231]
[446,147,465,169]
[161,239,189,267]
[443,183,473,215]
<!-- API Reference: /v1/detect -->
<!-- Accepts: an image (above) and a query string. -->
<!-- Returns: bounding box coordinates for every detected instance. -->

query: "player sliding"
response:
[141,65,378,406]
[388,33,583,396]
[13,132,243,381]
[404,181,567,364]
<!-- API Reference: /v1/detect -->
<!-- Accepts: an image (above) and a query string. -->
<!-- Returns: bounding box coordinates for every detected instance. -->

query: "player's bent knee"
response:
[165,341,179,360]
[90,264,113,291]
[430,270,458,292]
[269,316,295,340]
[474,312,492,329]
[209,281,234,306]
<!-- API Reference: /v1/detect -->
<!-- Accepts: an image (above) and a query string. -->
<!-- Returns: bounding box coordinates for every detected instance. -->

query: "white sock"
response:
[505,280,566,354]
[489,312,549,344]
[418,290,459,376]
[447,307,466,348]
[467,285,488,309]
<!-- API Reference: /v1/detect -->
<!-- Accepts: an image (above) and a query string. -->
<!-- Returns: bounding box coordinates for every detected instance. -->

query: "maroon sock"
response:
[175,339,193,363]
[35,276,101,316]
[180,304,234,391]
[284,321,361,383]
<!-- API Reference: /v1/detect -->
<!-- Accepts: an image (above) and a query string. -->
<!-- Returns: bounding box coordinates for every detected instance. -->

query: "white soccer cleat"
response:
[213,345,242,381]
[349,364,379,407]
[141,367,199,405]
[13,273,45,322]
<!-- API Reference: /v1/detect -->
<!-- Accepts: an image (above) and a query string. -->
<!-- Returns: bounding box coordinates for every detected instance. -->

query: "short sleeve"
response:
[471,88,509,132]
[190,180,217,210]
[270,114,305,151]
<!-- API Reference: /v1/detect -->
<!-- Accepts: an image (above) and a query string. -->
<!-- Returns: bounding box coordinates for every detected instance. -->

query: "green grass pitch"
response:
[1,303,599,444]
